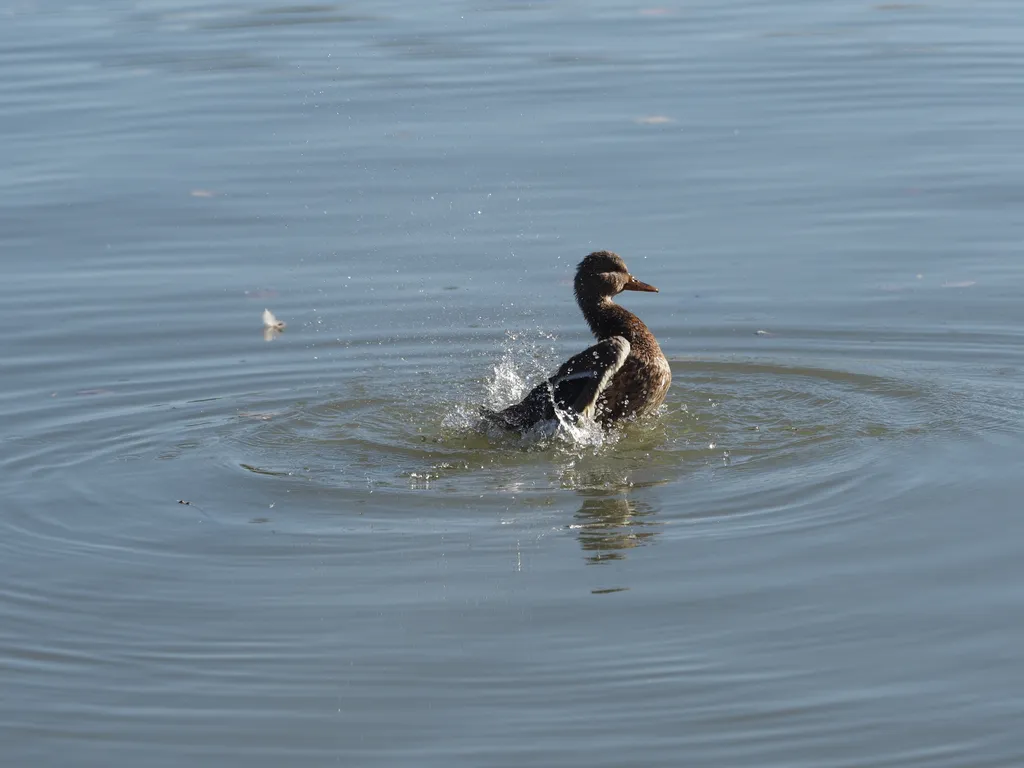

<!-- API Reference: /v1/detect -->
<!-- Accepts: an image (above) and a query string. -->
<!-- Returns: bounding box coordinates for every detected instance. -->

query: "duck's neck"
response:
[580,296,645,344]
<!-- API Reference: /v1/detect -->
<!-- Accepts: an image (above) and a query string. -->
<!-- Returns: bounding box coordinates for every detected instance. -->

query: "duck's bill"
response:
[623,276,658,292]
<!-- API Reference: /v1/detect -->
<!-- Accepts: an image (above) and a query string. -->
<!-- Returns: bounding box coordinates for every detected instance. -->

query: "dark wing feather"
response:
[549,337,630,420]
[482,337,630,430]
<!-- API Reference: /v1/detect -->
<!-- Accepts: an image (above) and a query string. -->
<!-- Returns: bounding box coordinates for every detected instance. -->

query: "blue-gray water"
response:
[3,1,1024,765]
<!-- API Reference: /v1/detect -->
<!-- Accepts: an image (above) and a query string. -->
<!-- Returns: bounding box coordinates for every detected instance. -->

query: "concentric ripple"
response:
[222,342,997,518]
[4,324,1017,553]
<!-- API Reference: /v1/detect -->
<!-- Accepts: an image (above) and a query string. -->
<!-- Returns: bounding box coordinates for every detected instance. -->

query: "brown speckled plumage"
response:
[483,251,671,430]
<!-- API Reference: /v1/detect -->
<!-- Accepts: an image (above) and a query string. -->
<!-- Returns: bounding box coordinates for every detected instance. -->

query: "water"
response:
[3,1,1024,765]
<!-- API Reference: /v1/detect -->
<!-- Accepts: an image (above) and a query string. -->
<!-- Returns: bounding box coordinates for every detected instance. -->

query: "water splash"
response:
[441,330,618,450]
[482,330,556,408]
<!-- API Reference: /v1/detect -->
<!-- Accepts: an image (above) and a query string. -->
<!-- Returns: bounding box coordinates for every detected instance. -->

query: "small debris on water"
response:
[874,3,926,10]
[263,309,286,330]
[245,289,279,299]
[238,411,276,421]
[263,309,286,341]
[635,115,674,125]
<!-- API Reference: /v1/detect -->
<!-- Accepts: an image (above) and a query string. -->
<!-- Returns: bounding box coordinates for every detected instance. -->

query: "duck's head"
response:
[574,250,658,301]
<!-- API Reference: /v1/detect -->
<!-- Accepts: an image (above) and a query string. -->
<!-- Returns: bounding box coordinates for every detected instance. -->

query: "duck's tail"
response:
[479,383,556,431]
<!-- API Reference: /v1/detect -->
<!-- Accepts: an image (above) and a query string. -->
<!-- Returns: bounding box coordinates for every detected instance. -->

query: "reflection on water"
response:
[573,493,660,565]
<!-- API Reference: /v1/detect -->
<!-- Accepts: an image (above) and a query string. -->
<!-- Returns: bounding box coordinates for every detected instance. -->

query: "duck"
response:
[482,250,672,430]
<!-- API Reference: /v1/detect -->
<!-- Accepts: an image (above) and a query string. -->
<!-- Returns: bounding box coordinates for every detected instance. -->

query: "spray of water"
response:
[442,330,618,450]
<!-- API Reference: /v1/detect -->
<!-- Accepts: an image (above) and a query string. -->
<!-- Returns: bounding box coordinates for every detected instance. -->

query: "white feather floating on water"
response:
[262,309,286,341]
[262,309,285,330]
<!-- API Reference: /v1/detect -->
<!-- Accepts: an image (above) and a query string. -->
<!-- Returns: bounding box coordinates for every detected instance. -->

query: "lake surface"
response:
[3,1,1024,765]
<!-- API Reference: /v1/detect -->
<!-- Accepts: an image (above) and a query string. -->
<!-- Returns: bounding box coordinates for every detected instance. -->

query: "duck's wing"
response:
[480,381,556,430]
[481,337,630,430]
[549,336,630,421]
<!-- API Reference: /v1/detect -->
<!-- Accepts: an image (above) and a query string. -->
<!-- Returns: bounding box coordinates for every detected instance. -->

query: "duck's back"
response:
[599,344,671,423]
